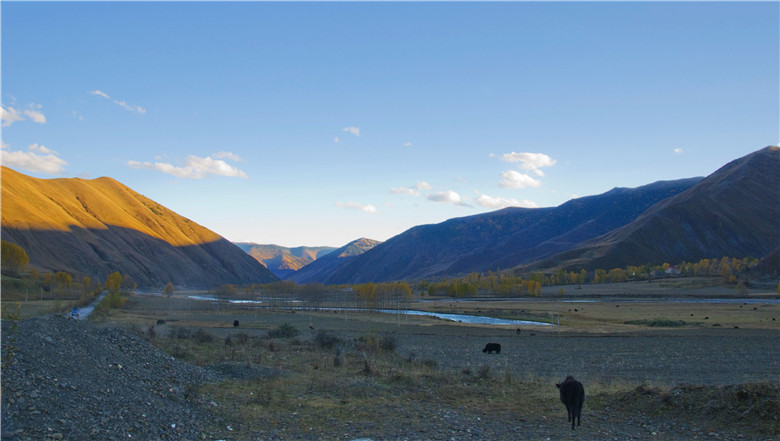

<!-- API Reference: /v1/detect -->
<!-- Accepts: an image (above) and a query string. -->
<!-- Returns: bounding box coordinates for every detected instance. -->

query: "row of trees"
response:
[2,238,766,304]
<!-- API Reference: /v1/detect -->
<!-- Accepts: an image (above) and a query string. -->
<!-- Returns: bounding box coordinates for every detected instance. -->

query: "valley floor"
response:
[2,289,778,440]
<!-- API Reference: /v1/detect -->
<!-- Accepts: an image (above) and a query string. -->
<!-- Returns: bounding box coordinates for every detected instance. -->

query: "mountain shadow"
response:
[529,146,780,272]
[2,225,277,289]
[321,178,702,284]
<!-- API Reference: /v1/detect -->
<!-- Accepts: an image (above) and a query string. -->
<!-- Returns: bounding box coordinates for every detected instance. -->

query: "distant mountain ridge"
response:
[320,178,703,284]
[285,238,381,284]
[531,146,780,272]
[0,166,277,288]
[235,243,337,279]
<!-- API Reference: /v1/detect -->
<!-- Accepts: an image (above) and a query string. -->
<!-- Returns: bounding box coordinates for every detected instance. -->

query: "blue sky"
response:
[2,2,778,247]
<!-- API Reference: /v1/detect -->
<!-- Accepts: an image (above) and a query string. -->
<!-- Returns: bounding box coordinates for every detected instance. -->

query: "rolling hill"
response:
[319,177,704,284]
[0,166,277,288]
[235,243,337,279]
[529,146,780,272]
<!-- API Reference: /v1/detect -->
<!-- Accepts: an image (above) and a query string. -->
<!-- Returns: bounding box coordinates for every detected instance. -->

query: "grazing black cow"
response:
[233,320,239,328]
[482,343,501,354]
[556,376,585,430]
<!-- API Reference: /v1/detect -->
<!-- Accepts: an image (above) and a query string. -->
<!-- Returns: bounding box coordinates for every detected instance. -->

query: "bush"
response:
[95,291,126,312]
[356,332,397,353]
[625,318,688,327]
[171,327,192,339]
[314,330,341,349]
[192,328,215,343]
[268,323,299,339]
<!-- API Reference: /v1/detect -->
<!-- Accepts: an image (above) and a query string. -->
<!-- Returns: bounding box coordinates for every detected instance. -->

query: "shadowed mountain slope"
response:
[1,167,277,288]
[285,238,381,284]
[530,146,780,272]
[321,178,702,284]
[235,243,337,279]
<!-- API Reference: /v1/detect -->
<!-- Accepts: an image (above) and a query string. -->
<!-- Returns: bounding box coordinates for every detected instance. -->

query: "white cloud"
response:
[427,190,469,206]
[476,194,538,209]
[23,108,47,124]
[334,137,340,143]
[403,142,412,147]
[390,181,433,197]
[1,143,67,174]
[114,100,146,114]
[501,152,556,173]
[213,151,244,162]
[390,186,419,196]
[342,126,360,136]
[89,90,110,99]
[336,201,377,213]
[674,148,684,155]
[2,104,46,126]
[1,105,24,127]
[499,170,541,188]
[89,90,146,114]
[128,155,248,179]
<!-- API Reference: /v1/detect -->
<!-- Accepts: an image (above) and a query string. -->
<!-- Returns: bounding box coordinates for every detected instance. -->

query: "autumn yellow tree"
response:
[1,240,28,276]
[105,271,122,294]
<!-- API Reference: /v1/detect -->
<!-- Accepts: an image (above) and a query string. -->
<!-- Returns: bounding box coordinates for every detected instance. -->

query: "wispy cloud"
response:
[23,104,46,124]
[499,170,541,188]
[1,143,67,174]
[1,104,47,127]
[213,151,244,162]
[127,154,248,179]
[342,126,360,137]
[390,181,432,197]
[89,90,146,114]
[475,193,538,209]
[336,201,377,213]
[501,152,556,177]
[674,148,684,155]
[427,190,469,206]
[89,90,110,99]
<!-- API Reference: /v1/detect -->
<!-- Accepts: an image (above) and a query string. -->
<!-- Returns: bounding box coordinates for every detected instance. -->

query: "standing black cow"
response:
[482,343,501,354]
[233,320,239,328]
[556,376,585,429]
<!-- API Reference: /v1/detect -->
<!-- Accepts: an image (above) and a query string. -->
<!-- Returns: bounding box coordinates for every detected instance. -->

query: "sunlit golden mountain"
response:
[1,166,277,288]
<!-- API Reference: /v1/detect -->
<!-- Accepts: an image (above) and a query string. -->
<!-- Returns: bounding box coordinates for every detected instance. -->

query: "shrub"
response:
[356,332,397,353]
[192,328,215,343]
[477,364,492,379]
[268,323,299,339]
[171,327,192,339]
[315,330,341,349]
[625,318,688,327]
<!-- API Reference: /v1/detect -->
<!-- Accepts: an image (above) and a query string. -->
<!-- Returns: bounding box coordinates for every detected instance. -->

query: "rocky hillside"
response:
[322,178,701,284]
[235,243,336,279]
[0,167,277,288]
[286,238,381,284]
[531,146,780,272]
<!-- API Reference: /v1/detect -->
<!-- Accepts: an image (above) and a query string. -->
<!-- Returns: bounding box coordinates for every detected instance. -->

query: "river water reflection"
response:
[186,295,552,326]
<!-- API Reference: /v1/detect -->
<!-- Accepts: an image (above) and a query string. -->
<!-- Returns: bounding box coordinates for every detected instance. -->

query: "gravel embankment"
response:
[1,315,221,441]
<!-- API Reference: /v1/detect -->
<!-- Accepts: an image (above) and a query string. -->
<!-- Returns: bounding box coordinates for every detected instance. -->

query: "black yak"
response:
[233,320,239,328]
[482,343,501,354]
[556,376,585,429]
